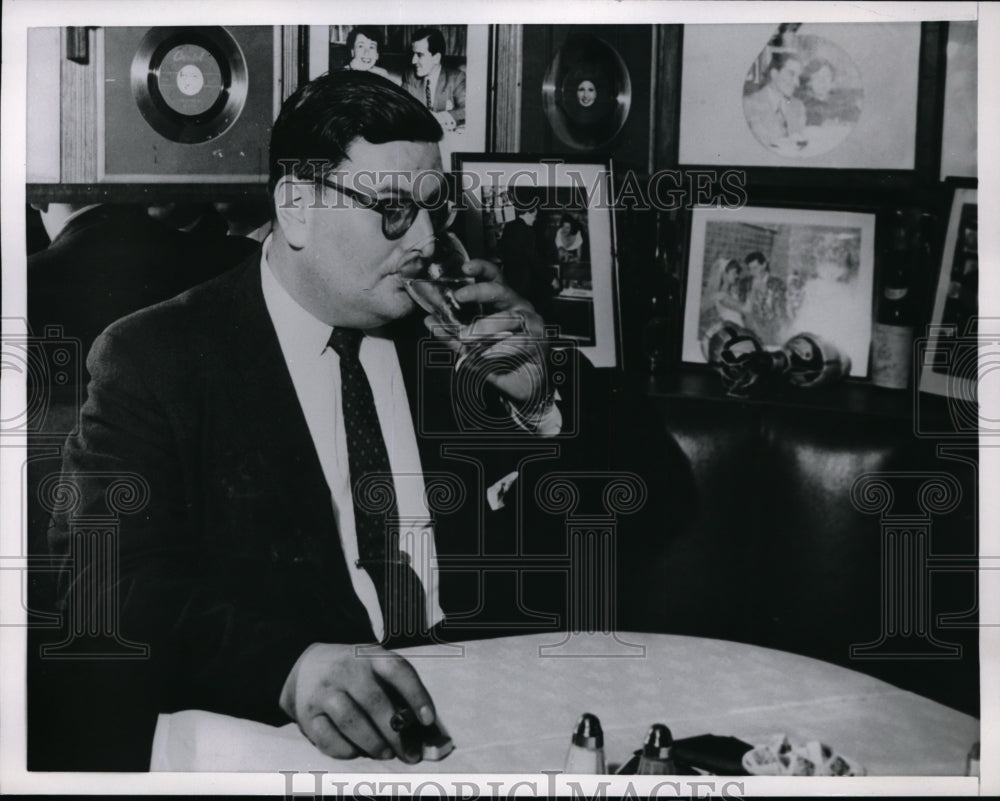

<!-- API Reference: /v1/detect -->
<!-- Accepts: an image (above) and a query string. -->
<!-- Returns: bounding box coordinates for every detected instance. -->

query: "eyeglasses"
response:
[318,177,454,241]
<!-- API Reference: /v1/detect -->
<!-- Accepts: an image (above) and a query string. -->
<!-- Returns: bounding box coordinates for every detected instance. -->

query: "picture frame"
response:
[95,26,283,183]
[674,22,936,178]
[939,21,977,181]
[918,187,978,400]
[308,24,489,167]
[451,153,621,369]
[681,205,877,377]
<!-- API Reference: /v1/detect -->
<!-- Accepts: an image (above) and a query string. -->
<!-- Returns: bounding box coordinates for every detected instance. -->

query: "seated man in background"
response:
[47,71,607,769]
[403,27,466,131]
[28,201,258,356]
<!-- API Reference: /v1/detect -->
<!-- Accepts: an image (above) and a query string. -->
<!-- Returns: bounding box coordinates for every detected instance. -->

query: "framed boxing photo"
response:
[452,154,621,369]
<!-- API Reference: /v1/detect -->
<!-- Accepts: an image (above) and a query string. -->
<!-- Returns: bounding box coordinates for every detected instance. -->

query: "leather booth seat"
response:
[612,380,979,717]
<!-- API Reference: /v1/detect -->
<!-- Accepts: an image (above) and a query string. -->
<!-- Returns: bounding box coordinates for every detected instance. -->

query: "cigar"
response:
[390,708,419,732]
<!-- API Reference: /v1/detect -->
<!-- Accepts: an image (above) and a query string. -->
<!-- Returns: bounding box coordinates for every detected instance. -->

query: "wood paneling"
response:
[60,27,98,182]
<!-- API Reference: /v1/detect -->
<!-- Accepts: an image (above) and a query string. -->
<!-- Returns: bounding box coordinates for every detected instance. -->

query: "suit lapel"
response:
[222,259,327,499]
[219,261,365,596]
[435,69,448,112]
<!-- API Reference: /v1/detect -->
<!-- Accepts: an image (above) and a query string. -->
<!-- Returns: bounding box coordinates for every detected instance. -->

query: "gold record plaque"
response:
[130,26,249,144]
[542,34,632,150]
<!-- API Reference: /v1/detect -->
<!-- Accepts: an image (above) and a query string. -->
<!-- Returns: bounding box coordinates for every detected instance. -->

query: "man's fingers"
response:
[466,311,530,339]
[454,280,525,310]
[372,652,436,728]
[460,258,503,283]
[321,691,393,760]
[304,712,361,759]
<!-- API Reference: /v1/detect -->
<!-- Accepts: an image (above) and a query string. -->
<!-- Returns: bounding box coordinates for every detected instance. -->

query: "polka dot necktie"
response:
[327,328,428,642]
[424,76,433,109]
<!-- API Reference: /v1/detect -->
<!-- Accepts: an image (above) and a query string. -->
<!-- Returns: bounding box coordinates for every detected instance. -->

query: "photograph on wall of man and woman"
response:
[329,25,467,130]
[478,184,596,346]
[689,213,874,376]
[742,25,864,158]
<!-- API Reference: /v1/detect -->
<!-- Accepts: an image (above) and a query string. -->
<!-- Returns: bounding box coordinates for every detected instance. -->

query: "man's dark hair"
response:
[411,26,446,57]
[346,26,383,52]
[268,71,443,195]
[745,251,769,268]
[767,51,802,75]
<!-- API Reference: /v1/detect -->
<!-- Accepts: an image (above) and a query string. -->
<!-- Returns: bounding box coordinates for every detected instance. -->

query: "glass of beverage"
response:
[404,231,516,360]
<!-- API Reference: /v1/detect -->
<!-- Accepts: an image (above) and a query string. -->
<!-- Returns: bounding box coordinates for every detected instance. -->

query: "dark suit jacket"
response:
[47,254,609,766]
[498,217,559,318]
[403,65,466,125]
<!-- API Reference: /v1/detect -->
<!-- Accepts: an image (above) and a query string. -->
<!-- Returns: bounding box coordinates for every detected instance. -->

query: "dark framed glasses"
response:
[318,177,454,241]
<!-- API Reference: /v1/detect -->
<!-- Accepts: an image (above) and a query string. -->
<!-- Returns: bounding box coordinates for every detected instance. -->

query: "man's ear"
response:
[272,177,312,249]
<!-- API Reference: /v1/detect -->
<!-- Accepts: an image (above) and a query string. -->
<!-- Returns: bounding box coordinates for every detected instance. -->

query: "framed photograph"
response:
[677,22,923,170]
[919,187,978,399]
[309,24,488,167]
[939,21,977,181]
[96,26,283,182]
[452,154,620,368]
[682,205,876,376]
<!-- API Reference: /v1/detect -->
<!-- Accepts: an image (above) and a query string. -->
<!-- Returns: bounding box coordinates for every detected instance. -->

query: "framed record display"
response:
[98,26,281,182]
[520,25,654,177]
[542,33,632,152]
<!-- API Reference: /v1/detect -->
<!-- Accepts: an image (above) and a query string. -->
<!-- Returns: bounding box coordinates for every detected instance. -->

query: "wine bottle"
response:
[871,210,916,389]
[643,212,680,375]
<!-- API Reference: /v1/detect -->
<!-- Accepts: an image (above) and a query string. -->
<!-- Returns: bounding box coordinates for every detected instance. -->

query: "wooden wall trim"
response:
[281,25,300,102]
[491,24,522,153]
[60,27,98,182]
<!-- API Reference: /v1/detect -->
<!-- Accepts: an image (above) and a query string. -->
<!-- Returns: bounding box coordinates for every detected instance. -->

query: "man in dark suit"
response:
[498,205,560,319]
[403,27,466,131]
[737,250,789,344]
[49,71,602,769]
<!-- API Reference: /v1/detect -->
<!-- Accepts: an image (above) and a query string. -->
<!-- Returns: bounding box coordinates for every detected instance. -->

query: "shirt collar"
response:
[260,234,333,361]
[426,64,441,85]
[260,234,396,361]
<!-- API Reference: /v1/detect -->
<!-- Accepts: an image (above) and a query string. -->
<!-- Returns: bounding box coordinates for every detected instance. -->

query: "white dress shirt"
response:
[260,241,444,640]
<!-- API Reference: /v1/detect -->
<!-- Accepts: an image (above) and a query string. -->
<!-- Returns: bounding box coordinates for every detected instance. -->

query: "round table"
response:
[150,632,978,775]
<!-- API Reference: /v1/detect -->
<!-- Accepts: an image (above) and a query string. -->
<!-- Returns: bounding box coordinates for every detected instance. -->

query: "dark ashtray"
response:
[613,751,700,776]
[613,735,753,776]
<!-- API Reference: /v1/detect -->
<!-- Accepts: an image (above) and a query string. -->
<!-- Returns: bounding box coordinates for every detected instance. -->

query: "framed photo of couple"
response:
[676,22,924,172]
[307,24,488,166]
[682,205,877,377]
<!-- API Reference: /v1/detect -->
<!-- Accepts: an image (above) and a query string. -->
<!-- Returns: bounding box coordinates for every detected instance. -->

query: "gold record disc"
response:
[542,34,632,150]
[131,27,249,144]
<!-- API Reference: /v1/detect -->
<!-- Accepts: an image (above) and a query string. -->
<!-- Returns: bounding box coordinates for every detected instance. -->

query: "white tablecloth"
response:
[151,632,977,775]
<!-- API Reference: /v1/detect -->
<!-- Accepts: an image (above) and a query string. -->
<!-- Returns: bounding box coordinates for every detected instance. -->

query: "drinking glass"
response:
[404,231,517,360]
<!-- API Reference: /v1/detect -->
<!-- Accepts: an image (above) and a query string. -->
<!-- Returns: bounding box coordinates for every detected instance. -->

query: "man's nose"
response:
[402,208,436,256]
